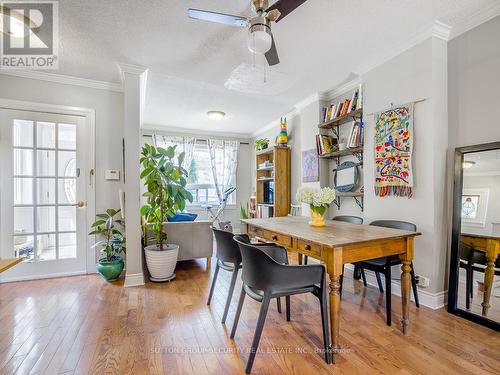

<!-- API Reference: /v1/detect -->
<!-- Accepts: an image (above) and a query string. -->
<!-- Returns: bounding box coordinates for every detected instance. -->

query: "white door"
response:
[0,109,88,280]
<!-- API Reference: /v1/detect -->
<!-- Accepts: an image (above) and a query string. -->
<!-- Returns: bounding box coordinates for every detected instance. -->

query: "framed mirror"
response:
[334,161,359,192]
[448,141,500,331]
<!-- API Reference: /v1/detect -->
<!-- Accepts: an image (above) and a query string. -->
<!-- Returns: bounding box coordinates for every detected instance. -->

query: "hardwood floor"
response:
[0,256,499,375]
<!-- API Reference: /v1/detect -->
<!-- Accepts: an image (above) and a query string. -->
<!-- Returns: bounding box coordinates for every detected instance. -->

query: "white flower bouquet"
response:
[297,187,336,226]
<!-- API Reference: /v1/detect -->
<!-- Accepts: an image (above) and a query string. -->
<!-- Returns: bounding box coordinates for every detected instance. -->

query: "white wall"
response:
[252,37,451,297]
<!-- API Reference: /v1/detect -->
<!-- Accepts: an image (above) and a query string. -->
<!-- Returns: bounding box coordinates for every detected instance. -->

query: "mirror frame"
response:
[448,141,500,331]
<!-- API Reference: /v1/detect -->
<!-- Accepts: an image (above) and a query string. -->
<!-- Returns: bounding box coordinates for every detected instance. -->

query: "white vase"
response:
[144,244,179,282]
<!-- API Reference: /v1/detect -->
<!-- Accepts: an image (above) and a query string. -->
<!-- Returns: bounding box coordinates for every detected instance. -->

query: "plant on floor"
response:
[140,144,193,281]
[89,208,126,281]
[254,138,269,151]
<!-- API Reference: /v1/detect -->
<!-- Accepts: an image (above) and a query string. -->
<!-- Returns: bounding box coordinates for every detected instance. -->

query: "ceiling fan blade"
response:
[188,9,248,27]
[265,34,280,66]
[266,0,307,22]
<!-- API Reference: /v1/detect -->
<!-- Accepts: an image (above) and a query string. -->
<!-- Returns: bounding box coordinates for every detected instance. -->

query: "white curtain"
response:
[154,134,195,170]
[207,139,239,203]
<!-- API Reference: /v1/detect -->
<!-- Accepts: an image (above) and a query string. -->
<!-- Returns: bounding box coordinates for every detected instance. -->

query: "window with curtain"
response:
[153,135,238,206]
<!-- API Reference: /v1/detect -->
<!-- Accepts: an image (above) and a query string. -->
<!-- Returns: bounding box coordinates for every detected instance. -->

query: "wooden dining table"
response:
[241,216,421,361]
[461,233,500,316]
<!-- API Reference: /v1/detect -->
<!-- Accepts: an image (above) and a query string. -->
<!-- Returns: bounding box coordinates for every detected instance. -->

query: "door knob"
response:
[75,201,85,208]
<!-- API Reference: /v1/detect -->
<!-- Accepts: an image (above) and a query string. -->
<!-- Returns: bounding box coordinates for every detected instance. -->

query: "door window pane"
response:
[58,123,76,150]
[14,207,34,234]
[14,178,33,205]
[58,151,76,177]
[37,178,56,204]
[36,206,55,233]
[58,206,76,232]
[14,235,34,260]
[37,234,56,261]
[37,150,56,176]
[58,178,76,204]
[13,120,33,147]
[14,149,33,176]
[37,122,55,148]
[59,233,76,259]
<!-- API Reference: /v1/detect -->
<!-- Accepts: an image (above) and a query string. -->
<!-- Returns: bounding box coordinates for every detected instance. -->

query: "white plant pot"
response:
[145,244,179,282]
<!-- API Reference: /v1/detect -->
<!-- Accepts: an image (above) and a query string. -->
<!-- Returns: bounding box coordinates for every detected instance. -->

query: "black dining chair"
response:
[354,220,420,326]
[303,216,363,265]
[231,235,331,373]
[460,242,500,309]
[207,228,285,324]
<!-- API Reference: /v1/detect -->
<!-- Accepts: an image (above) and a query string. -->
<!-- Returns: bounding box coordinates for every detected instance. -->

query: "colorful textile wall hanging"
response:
[374,103,414,198]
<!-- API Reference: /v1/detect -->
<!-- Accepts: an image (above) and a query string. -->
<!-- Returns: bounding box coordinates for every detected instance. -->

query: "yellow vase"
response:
[309,209,326,227]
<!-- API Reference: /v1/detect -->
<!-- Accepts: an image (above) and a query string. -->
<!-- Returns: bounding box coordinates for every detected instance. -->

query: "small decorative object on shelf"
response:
[255,138,270,151]
[297,187,336,227]
[276,116,288,146]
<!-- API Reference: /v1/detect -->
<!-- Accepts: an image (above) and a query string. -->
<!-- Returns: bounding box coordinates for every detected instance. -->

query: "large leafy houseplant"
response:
[140,144,193,249]
[89,208,126,281]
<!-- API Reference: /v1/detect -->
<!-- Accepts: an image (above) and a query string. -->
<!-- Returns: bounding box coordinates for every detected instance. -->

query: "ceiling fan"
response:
[188,0,308,66]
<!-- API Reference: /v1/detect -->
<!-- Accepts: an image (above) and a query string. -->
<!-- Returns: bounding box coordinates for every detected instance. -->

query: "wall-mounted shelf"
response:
[319,146,364,164]
[318,108,363,132]
[333,192,364,211]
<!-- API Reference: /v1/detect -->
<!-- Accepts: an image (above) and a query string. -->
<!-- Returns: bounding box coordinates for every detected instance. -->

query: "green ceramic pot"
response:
[97,256,124,282]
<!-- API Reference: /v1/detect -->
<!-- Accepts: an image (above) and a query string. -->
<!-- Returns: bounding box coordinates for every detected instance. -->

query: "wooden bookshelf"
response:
[255,146,290,218]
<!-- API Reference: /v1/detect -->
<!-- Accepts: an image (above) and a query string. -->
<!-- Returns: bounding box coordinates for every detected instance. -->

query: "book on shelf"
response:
[319,87,363,124]
[347,120,364,148]
[316,134,338,155]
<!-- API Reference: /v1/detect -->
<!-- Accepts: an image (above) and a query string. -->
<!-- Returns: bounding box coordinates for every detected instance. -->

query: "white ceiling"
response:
[464,149,500,175]
[53,0,499,135]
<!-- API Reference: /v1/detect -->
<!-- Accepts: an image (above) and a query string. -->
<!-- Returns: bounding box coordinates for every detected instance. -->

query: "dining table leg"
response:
[399,237,414,335]
[327,247,343,361]
[482,239,500,316]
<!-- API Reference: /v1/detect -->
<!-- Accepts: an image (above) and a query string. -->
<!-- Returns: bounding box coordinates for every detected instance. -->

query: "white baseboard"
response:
[124,272,145,287]
[343,265,448,310]
[0,270,87,283]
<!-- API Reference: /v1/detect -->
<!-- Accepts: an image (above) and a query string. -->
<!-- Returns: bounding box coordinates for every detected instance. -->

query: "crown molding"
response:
[251,108,298,138]
[321,77,362,101]
[117,62,148,83]
[448,1,500,40]
[0,69,123,92]
[294,92,320,111]
[432,21,452,41]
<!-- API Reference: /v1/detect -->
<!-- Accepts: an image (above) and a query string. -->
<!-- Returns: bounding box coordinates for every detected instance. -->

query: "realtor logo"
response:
[1,1,58,69]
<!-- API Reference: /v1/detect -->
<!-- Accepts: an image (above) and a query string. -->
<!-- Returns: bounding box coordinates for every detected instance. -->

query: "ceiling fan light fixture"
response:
[207,111,226,121]
[247,16,272,54]
[463,160,476,169]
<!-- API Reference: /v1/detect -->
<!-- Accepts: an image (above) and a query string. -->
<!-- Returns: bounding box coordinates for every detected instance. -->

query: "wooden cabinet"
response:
[255,146,291,217]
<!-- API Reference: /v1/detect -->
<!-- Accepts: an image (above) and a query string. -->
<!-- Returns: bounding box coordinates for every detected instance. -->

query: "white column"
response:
[118,63,148,287]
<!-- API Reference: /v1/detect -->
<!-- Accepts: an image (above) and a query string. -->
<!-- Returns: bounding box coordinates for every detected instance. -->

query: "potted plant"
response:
[297,187,336,227]
[140,144,193,282]
[255,138,269,151]
[89,208,126,281]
